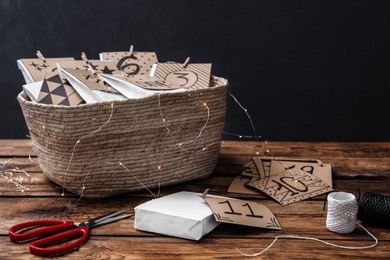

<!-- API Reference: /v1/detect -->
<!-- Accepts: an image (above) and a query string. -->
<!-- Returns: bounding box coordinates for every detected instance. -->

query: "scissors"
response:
[9,210,133,257]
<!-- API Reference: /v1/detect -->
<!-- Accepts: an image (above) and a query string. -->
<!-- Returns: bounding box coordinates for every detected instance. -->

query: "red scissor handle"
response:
[9,220,75,242]
[29,226,90,257]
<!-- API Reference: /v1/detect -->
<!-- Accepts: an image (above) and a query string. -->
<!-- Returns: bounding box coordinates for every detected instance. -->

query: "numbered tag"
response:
[37,75,84,106]
[202,196,281,229]
[269,160,333,188]
[247,168,333,205]
[17,57,75,83]
[152,63,211,90]
[241,159,261,178]
[100,51,158,76]
[227,176,260,195]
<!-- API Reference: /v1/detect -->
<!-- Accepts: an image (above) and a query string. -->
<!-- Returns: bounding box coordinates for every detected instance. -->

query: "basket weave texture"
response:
[18,76,227,198]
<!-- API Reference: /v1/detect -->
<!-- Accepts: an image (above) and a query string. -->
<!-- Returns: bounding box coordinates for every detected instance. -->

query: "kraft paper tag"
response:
[269,160,333,188]
[202,196,281,230]
[247,168,333,205]
[37,75,84,106]
[57,60,119,76]
[18,57,74,83]
[152,63,212,90]
[252,157,324,178]
[227,176,260,195]
[100,51,158,76]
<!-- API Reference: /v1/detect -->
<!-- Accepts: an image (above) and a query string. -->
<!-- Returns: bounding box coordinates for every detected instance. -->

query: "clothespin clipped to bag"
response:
[201,188,209,198]
[81,52,89,64]
[182,57,190,68]
[36,50,46,63]
[129,45,135,56]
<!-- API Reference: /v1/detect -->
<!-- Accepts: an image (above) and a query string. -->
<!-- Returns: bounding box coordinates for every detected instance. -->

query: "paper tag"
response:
[227,176,260,195]
[37,75,84,106]
[57,60,119,75]
[18,57,74,83]
[202,196,281,229]
[241,160,260,178]
[252,157,323,178]
[269,160,333,188]
[152,63,211,90]
[61,68,119,93]
[247,168,333,205]
[100,51,158,76]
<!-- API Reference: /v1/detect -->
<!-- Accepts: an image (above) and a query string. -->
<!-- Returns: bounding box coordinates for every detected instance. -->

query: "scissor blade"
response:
[81,210,132,228]
[94,210,127,223]
[92,214,133,228]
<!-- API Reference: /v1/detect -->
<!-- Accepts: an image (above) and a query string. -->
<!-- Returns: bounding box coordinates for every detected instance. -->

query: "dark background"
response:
[1,0,389,141]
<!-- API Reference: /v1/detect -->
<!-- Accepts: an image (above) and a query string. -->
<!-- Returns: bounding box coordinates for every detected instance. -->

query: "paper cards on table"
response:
[17,57,74,84]
[202,196,281,230]
[228,157,333,205]
[134,191,220,241]
[247,168,333,205]
[100,51,158,76]
[98,74,185,99]
[151,62,212,90]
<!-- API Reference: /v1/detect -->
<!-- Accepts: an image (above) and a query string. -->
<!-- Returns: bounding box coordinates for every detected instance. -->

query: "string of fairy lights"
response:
[0,158,32,194]
[1,80,290,196]
[1,52,283,196]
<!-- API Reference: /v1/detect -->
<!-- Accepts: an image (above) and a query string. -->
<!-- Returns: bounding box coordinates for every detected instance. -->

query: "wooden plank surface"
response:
[1,140,389,259]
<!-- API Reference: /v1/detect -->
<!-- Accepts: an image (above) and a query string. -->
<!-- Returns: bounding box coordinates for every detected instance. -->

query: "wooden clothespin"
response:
[36,50,46,63]
[129,45,135,56]
[201,188,209,198]
[81,52,89,63]
[182,57,190,68]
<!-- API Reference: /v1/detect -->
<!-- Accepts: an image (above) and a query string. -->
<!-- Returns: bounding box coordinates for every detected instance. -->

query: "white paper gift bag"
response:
[134,191,220,240]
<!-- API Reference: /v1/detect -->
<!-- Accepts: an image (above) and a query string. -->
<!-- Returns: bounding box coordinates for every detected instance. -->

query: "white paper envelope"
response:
[99,74,185,99]
[134,191,220,240]
[22,81,43,102]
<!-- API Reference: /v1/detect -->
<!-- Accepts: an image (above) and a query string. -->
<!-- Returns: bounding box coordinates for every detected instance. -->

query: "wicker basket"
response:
[18,76,227,198]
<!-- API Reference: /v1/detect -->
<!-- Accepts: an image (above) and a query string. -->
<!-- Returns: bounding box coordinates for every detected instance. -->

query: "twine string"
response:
[237,192,378,257]
[358,192,390,228]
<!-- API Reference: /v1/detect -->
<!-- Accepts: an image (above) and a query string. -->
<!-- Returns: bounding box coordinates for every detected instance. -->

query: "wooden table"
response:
[1,140,389,259]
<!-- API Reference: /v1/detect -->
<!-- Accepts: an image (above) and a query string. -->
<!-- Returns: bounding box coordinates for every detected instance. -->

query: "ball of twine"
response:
[358,192,390,228]
[326,192,358,234]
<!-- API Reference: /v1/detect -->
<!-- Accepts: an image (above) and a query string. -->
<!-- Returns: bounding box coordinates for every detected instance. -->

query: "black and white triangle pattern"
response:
[38,75,84,106]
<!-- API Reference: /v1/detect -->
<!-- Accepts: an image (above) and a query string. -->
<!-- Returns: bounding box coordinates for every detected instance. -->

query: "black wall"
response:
[1,0,389,141]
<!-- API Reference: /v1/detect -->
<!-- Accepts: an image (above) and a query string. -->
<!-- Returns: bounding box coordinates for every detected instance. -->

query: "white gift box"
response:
[134,191,220,240]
